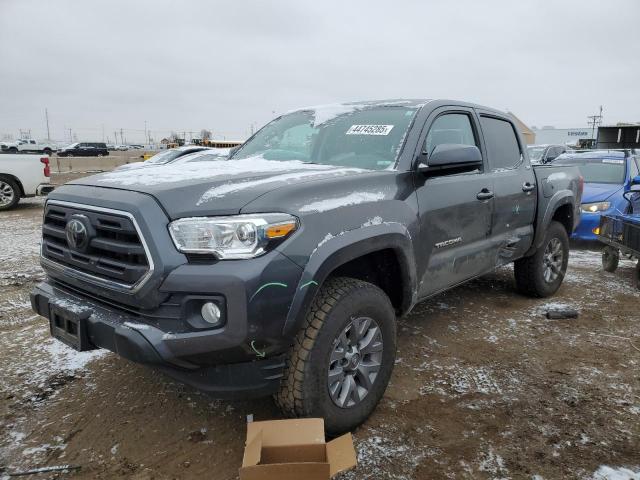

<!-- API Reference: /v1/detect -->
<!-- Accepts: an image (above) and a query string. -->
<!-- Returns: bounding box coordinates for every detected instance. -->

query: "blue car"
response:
[552,150,640,241]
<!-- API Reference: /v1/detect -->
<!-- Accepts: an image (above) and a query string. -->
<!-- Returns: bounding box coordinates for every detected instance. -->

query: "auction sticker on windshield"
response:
[346,125,394,135]
[602,159,624,164]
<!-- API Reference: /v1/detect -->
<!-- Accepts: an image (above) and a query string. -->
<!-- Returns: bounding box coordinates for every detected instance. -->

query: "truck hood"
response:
[581,183,623,203]
[68,157,367,219]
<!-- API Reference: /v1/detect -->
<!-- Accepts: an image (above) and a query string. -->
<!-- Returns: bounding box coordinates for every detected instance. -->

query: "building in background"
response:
[508,112,535,145]
[531,126,596,147]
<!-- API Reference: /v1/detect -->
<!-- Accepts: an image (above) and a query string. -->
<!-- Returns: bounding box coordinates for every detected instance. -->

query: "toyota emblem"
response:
[66,217,89,251]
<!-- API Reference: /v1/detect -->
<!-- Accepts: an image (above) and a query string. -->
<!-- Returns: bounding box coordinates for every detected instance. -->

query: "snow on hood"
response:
[581,182,623,203]
[67,155,368,219]
[90,156,339,187]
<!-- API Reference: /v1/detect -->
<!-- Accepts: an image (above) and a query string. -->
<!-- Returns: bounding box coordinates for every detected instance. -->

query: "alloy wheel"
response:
[0,181,15,207]
[328,316,383,408]
[543,237,564,283]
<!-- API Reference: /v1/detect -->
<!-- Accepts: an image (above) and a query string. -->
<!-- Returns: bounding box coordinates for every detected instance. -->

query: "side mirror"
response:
[418,144,483,174]
[632,175,640,185]
[546,155,557,163]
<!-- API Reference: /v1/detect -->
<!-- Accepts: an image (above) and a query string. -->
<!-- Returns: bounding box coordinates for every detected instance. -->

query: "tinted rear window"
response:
[480,116,522,171]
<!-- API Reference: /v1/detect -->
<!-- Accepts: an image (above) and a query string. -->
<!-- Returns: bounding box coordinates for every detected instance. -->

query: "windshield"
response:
[146,149,186,165]
[232,106,419,170]
[65,142,79,149]
[527,146,546,161]
[553,155,626,184]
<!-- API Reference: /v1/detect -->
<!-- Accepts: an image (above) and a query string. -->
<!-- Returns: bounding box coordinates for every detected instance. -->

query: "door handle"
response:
[476,189,494,201]
[522,182,536,192]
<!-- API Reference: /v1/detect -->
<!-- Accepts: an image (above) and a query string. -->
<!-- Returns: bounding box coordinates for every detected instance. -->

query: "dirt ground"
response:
[1,182,639,479]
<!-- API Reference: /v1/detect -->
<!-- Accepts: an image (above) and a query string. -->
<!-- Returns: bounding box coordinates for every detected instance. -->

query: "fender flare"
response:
[527,190,575,255]
[282,222,417,337]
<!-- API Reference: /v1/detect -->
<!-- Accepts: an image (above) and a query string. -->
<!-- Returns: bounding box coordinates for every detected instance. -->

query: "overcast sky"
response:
[1,0,639,143]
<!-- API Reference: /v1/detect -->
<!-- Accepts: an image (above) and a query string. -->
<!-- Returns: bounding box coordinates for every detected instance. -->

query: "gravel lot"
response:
[1,186,639,479]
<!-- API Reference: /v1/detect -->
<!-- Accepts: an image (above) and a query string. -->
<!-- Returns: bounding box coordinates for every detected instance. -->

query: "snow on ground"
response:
[0,200,45,287]
[592,465,640,480]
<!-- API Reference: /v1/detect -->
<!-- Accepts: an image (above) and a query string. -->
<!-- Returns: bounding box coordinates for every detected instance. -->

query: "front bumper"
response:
[572,211,607,241]
[31,280,286,398]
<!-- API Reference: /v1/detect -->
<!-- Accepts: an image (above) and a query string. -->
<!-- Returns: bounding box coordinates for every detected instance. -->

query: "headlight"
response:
[581,202,611,213]
[168,213,298,259]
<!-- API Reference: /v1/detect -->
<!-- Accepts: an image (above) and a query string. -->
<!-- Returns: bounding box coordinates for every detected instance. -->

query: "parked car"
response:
[1,139,57,155]
[526,144,570,164]
[552,149,640,240]
[114,145,211,170]
[57,142,109,157]
[31,99,582,434]
[0,153,53,210]
[115,145,129,151]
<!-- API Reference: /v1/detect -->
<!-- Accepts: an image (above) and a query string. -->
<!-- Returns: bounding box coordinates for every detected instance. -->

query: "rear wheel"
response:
[602,246,620,272]
[43,148,52,156]
[514,221,569,297]
[635,261,640,290]
[0,177,20,211]
[275,277,396,435]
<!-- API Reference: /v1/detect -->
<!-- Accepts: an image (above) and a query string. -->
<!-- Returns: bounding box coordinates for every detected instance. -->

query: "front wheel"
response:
[514,220,570,297]
[275,277,396,435]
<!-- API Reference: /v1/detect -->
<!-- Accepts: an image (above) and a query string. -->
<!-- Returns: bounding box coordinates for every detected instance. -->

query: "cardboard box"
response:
[240,418,357,480]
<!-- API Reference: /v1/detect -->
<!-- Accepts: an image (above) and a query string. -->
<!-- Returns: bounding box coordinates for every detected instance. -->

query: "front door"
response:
[414,108,495,297]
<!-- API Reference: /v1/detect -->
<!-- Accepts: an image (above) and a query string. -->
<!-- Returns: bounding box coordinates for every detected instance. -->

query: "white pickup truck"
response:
[1,139,57,155]
[0,154,54,210]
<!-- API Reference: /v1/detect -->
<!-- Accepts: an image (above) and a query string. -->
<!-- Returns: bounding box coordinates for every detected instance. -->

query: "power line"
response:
[45,108,50,140]
[587,105,603,141]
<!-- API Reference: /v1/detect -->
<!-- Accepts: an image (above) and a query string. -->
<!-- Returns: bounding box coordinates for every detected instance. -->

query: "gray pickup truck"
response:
[31,99,583,434]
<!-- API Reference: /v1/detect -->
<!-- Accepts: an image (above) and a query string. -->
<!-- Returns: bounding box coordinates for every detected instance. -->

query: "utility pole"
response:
[120,128,124,145]
[102,124,105,142]
[68,128,72,142]
[587,105,603,142]
[144,120,147,145]
[45,108,51,140]
[114,131,118,145]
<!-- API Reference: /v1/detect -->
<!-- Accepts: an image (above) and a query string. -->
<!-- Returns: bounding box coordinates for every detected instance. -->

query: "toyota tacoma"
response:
[31,99,583,434]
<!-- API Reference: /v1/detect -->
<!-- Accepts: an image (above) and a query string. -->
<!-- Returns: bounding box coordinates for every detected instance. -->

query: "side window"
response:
[630,158,639,178]
[480,116,522,171]
[424,113,477,155]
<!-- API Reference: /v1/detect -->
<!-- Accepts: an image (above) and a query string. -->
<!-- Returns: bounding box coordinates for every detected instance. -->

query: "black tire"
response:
[0,176,20,211]
[602,246,620,272]
[514,220,569,298]
[43,148,52,156]
[635,261,640,290]
[8,147,17,153]
[275,277,396,435]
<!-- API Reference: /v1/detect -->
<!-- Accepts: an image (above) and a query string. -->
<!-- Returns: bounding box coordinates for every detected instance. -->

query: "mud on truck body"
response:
[31,99,583,434]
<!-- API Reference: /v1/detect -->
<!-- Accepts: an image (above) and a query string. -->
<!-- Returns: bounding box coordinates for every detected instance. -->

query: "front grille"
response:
[42,202,150,287]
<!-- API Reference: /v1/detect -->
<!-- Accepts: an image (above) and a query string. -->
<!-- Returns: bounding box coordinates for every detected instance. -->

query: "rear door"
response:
[414,107,495,297]
[477,113,537,263]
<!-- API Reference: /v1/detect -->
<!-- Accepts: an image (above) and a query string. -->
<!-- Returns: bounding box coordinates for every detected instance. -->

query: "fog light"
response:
[201,302,221,324]
[593,227,600,235]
